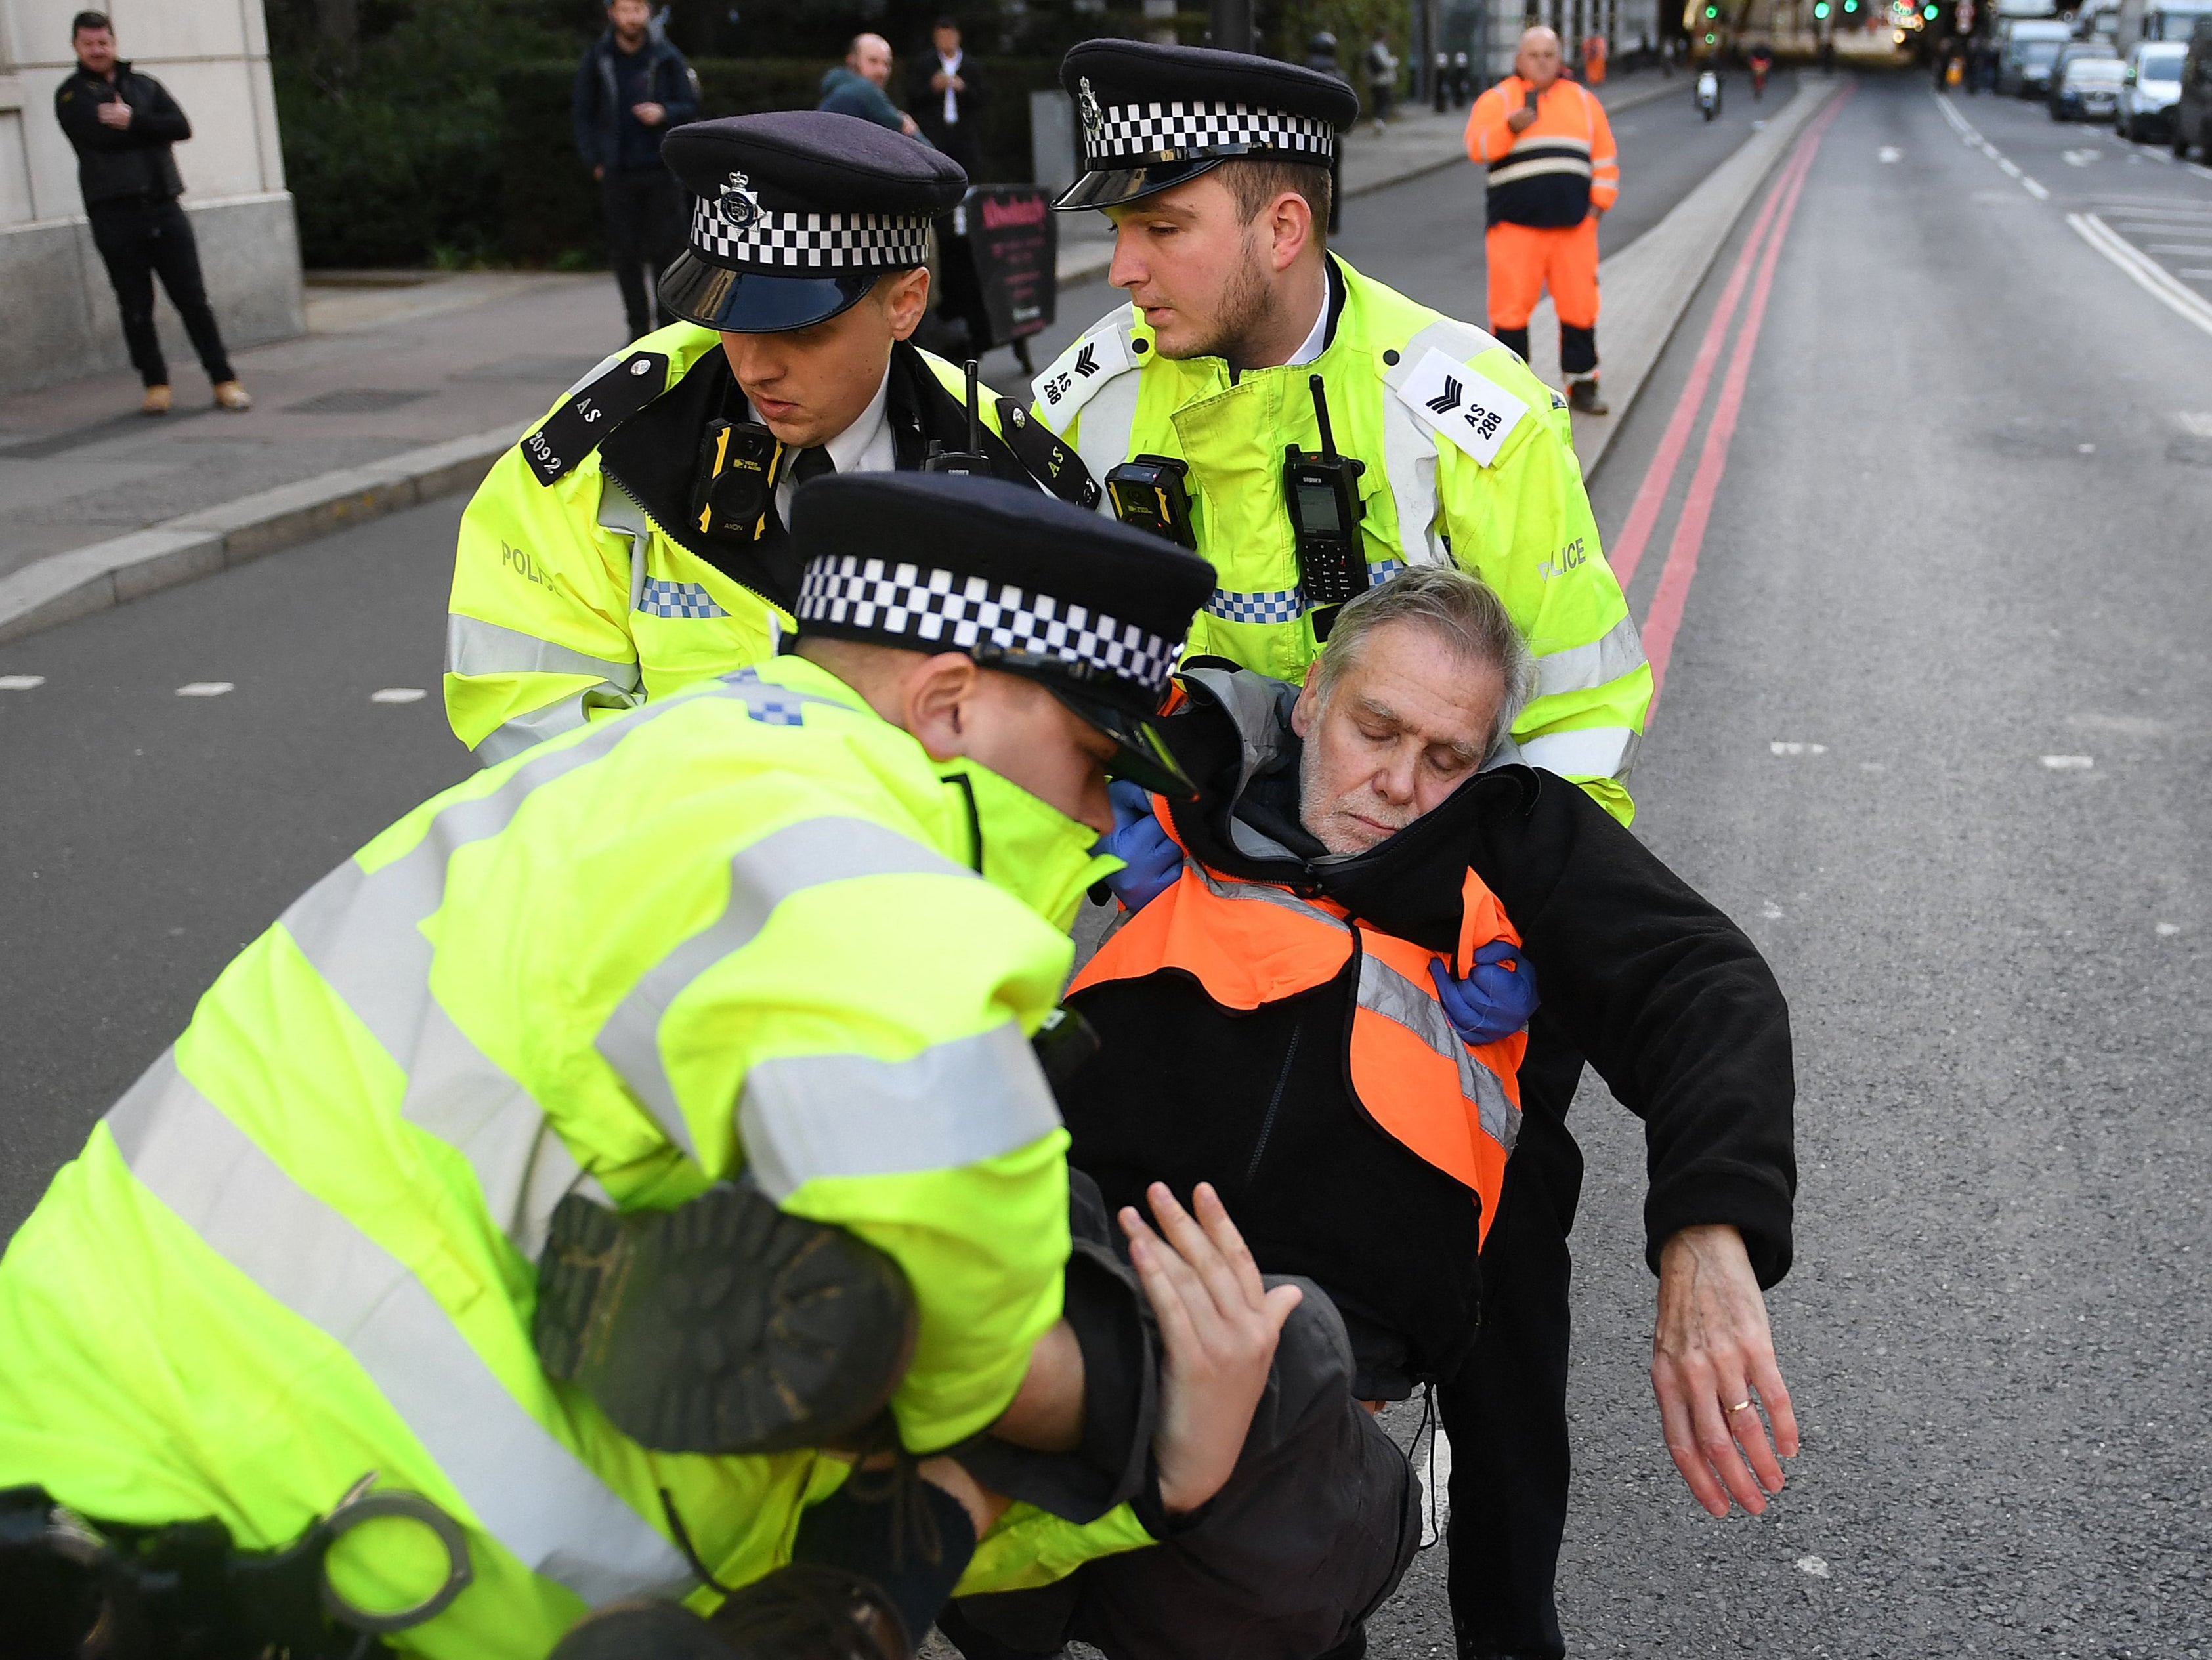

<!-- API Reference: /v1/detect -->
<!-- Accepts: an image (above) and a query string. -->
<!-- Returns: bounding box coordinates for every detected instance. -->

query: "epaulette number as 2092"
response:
[521,351,671,487]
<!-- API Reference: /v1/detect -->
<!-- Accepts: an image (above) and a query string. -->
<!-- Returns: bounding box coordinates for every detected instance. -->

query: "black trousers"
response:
[600,169,687,340]
[1439,1025,1589,1660]
[943,1281,1419,1660]
[86,196,234,389]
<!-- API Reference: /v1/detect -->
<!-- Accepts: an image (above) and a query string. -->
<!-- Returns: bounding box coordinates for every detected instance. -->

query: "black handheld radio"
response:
[1283,374,1368,639]
[924,360,990,475]
[690,419,783,544]
[1104,456,1198,550]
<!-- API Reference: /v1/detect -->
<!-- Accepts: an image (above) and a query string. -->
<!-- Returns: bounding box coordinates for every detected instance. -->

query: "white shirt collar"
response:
[773,365,895,523]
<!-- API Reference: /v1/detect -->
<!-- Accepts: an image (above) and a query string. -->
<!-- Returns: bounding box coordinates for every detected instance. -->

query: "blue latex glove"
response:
[1094,780,1181,913]
[1429,940,1540,1048]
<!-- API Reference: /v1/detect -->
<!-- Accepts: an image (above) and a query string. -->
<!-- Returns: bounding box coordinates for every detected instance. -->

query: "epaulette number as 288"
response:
[521,350,671,487]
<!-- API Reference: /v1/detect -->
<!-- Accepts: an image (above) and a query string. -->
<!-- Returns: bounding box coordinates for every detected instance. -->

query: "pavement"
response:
[0,70,1687,649]
[11,68,2211,1656]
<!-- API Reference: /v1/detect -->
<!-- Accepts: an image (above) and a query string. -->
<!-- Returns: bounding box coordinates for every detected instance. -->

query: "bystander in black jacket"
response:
[572,28,698,177]
[904,46,985,171]
[1063,666,1797,1400]
[53,59,187,203]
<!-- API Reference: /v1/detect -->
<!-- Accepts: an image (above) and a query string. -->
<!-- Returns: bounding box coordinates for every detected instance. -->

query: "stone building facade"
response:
[0,0,301,396]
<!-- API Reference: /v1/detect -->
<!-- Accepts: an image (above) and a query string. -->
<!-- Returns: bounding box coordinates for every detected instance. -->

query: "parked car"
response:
[2175,18,2212,154]
[2004,34,2070,91]
[2052,53,2127,116]
[2117,39,2189,137]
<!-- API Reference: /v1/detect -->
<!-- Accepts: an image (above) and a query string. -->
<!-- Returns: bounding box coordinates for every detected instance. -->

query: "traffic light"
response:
[1703,5,1718,17]
[1923,1,1940,16]
[1844,0,1858,12]
[1812,1,1830,16]
[1705,30,1718,41]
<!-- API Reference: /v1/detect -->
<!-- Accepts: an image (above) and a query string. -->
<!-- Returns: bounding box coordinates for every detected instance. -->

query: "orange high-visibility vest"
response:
[1072,819,1524,1243]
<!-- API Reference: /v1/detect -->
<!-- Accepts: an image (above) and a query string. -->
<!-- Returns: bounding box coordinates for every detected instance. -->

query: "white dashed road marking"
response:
[2042,755,2095,771]
[2156,922,2182,937]
[0,674,45,691]
[1770,740,1829,755]
[175,682,234,698]
[370,687,428,704]
[1797,1554,1833,1579]
[2068,214,2212,339]
[1879,145,1902,162]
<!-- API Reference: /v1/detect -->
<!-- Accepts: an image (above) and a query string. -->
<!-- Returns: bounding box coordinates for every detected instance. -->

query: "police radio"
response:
[1104,456,1197,550]
[690,419,783,545]
[1283,374,1368,640]
[924,360,990,476]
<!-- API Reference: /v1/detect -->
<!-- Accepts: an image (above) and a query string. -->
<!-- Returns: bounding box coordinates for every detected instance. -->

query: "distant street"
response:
[3,69,2209,1655]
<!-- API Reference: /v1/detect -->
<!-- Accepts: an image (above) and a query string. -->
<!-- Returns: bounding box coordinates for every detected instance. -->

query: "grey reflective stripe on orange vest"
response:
[737,1021,1062,1202]
[596,816,975,1162]
[1532,613,1647,701]
[102,1052,696,1607]
[1190,860,1350,930]
[280,670,855,1245]
[1355,952,1521,1154]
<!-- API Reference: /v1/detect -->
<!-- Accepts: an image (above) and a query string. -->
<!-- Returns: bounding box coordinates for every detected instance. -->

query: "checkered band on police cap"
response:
[1085,99,1336,165]
[798,556,1180,695]
[689,196,934,272]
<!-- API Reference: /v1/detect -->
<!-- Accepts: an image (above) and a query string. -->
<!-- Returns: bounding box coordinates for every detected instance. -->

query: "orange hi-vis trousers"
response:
[1486,216,1600,375]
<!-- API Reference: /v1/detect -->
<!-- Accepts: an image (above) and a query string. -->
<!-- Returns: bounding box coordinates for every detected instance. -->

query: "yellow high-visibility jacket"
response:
[0,659,1147,1656]
[1030,255,1649,824]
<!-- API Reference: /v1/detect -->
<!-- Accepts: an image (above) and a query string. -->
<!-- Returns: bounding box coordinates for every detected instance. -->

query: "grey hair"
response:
[1313,566,1535,756]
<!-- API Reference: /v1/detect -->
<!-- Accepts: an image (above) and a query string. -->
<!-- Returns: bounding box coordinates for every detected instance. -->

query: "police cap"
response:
[658,111,968,334]
[1056,39,1359,213]
[791,473,1214,796]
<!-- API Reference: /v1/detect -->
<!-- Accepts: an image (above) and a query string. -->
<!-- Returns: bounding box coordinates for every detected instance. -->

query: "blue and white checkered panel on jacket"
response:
[1202,561,1406,628]
[637,580,729,620]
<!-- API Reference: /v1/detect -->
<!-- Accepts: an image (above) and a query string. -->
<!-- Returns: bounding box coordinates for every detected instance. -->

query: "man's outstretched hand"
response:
[1651,1224,1799,1517]
[1120,1181,1303,1516]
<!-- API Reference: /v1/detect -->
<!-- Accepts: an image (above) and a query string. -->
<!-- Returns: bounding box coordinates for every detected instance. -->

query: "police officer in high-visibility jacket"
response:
[1464,26,1620,414]
[0,475,1232,1660]
[1034,39,1648,826]
[445,111,1096,767]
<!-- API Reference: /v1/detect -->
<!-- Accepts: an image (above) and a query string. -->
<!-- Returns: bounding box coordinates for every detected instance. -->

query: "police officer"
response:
[0,475,1230,1660]
[1034,40,1662,1660]
[1034,39,1648,826]
[446,111,1094,765]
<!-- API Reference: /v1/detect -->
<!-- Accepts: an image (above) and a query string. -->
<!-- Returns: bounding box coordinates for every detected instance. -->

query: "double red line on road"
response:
[1614,89,1853,716]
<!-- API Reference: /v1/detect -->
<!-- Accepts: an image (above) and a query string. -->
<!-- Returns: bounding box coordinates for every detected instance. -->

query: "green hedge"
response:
[496,57,1066,266]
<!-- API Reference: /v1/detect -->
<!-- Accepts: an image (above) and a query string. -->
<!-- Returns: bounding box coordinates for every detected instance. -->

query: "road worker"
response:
[0,474,1259,1660]
[1465,26,1620,414]
[1021,568,1800,1660]
[1034,39,1648,826]
[444,112,1095,766]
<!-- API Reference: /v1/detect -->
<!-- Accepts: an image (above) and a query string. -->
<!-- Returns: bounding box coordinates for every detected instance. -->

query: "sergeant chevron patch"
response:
[1395,347,1528,467]
[1032,322,1135,424]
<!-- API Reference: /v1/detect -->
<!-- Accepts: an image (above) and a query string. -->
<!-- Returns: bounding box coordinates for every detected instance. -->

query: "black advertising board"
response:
[947,184,1057,350]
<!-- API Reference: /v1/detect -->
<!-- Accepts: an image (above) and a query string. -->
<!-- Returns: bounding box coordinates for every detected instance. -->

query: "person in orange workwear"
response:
[1465,26,1619,414]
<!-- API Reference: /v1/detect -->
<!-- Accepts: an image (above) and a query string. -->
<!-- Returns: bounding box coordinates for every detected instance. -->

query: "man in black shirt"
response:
[572,0,700,340]
[53,11,249,417]
[1065,566,1800,1659]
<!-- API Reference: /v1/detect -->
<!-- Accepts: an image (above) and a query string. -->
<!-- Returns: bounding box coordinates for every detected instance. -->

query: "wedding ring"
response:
[1725,1399,1753,1414]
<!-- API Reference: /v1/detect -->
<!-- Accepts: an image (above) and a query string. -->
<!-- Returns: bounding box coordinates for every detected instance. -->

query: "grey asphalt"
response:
[5,70,2210,1656]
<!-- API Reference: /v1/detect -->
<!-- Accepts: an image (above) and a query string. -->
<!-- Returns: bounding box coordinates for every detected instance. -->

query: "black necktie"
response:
[788,446,835,488]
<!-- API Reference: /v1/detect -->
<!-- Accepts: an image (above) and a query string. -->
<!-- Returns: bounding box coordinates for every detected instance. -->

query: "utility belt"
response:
[0,1474,470,1660]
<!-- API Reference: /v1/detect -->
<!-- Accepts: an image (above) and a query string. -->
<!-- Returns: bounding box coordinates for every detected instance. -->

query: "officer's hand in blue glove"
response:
[1095,780,1181,913]
[1429,940,1540,1048]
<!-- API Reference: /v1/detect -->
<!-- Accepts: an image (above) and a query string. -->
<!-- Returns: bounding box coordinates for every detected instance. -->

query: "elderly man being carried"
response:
[952,568,1801,1655]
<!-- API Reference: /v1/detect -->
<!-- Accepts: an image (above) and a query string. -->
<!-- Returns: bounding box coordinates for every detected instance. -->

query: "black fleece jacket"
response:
[54,62,190,206]
[1162,666,1798,1288]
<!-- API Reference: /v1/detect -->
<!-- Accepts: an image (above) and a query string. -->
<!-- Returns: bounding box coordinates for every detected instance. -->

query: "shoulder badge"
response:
[1392,346,1529,468]
[1031,317,1138,429]
[997,398,1102,510]
[520,349,671,488]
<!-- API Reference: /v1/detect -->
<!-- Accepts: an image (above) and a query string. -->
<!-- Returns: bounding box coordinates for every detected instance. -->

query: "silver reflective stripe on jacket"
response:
[447,613,646,767]
[103,1053,695,1607]
[596,816,974,1161]
[280,670,853,1248]
[1532,613,1646,701]
[1491,725,1641,782]
[737,1021,1062,1202]
[1354,954,1521,1153]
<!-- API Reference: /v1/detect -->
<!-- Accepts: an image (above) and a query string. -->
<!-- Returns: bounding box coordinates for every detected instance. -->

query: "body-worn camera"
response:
[1284,375,1368,639]
[1104,456,1197,550]
[690,419,782,544]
